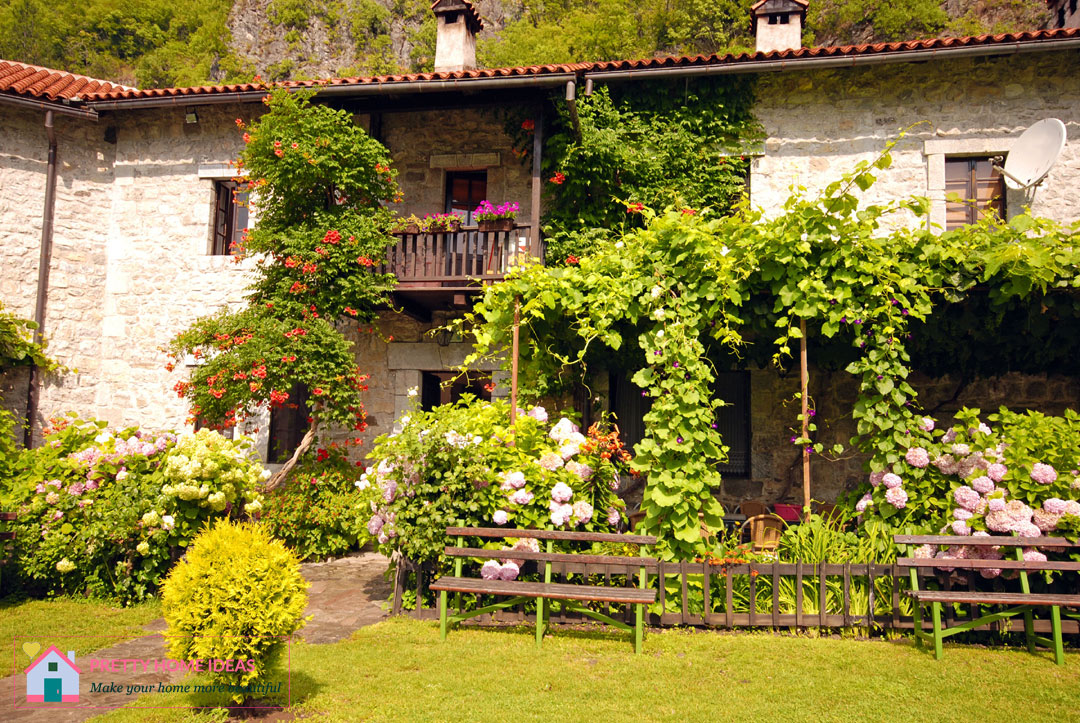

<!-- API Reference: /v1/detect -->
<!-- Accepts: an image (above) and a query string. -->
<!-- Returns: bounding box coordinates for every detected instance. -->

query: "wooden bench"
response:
[430,525,658,653]
[895,534,1080,665]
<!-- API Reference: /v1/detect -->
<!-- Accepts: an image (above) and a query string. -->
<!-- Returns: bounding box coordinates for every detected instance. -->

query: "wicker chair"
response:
[738,501,769,518]
[740,514,785,553]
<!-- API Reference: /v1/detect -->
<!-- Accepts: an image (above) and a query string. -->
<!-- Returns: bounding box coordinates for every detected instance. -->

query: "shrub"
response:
[850,407,1080,563]
[360,396,629,570]
[4,416,266,602]
[161,519,308,702]
[260,447,370,560]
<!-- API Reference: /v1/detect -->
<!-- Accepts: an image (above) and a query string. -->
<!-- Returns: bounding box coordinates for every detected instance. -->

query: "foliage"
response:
[852,407,1080,559]
[161,519,308,702]
[360,396,628,567]
[536,81,760,263]
[2,416,265,602]
[168,89,399,440]
[0,300,60,374]
[259,447,370,560]
[460,143,1080,560]
[806,0,948,45]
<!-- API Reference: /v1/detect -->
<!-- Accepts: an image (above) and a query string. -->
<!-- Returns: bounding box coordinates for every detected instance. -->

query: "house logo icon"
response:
[24,646,81,703]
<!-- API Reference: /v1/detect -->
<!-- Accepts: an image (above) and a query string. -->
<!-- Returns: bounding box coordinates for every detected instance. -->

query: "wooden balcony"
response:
[379,225,538,318]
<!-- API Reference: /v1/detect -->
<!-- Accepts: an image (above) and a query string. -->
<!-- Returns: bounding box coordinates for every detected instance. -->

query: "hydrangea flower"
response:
[550,502,573,526]
[550,482,574,503]
[481,560,502,580]
[607,507,621,526]
[136,541,150,555]
[1032,508,1060,532]
[971,476,995,494]
[1022,549,1047,563]
[45,491,59,505]
[500,471,527,490]
[987,496,1006,512]
[1030,463,1057,485]
[953,508,973,520]
[904,447,929,468]
[571,501,594,526]
[869,471,885,487]
[367,513,385,536]
[942,429,957,444]
[493,510,509,525]
[882,473,903,489]
[1063,500,1080,517]
[913,544,934,559]
[509,489,534,505]
[565,460,593,481]
[933,454,958,475]
[382,479,398,503]
[162,514,175,530]
[549,418,579,443]
[56,558,75,573]
[884,487,908,508]
[539,452,564,471]
[498,562,520,581]
[950,520,972,536]
[952,486,980,512]
[855,492,873,512]
[919,417,935,432]
[1005,499,1033,524]
[1014,522,1041,538]
[985,509,1011,532]
[527,406,548,422]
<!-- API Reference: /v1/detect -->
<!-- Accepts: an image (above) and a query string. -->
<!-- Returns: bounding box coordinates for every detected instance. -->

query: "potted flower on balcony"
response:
[425,213,462,233]
[474,200,519,232]
[391,214,427,234]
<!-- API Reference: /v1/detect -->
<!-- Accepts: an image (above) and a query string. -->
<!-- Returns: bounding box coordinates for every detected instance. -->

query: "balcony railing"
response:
[379,225,536,289]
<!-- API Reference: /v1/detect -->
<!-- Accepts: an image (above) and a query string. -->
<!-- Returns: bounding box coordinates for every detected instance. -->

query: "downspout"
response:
[25,110,58,447]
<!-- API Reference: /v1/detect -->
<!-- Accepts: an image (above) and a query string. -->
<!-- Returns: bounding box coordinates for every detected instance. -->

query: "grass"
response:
[0,596,161,678]
[93,616,1080,722]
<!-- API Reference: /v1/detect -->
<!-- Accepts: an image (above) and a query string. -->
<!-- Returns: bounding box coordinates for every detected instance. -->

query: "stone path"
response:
[0,552,392,721]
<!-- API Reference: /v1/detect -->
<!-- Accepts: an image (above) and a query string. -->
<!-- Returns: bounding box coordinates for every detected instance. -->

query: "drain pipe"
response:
[25,110,58,447]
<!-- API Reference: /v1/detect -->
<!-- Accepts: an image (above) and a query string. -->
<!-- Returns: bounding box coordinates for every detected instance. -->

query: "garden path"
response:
[0,551,392,721]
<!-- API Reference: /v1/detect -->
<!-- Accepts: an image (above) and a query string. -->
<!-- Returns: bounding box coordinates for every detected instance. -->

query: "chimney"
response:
[752,0,808,53]
[67,651,75,661]
[432,0,484,72]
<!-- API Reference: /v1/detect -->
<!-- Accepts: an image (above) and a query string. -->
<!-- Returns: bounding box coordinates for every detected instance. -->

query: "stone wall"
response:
[752,50,1080,229]
[726,367,1080,509]
[380,106,534,224]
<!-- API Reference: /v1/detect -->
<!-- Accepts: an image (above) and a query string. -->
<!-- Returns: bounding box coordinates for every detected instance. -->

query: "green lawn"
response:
[93,617,1079,722]
[0,596,161,678]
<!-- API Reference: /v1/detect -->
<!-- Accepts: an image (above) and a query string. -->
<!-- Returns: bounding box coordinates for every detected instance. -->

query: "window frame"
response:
[267,384,311,463]
[943,156,1006,231]
[444,170,488,226]
[210,179,249,256]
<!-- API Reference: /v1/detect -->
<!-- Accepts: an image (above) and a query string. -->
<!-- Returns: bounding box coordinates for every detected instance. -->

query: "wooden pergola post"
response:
[800,319,811,518]
[510,297,520,425]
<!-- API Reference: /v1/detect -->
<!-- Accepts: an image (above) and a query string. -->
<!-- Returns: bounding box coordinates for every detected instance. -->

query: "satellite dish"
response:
[997,118,1067,191]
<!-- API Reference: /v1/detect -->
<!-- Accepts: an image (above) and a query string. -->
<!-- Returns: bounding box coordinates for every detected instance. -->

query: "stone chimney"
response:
[432,0,484,72]
[752,0,808,53]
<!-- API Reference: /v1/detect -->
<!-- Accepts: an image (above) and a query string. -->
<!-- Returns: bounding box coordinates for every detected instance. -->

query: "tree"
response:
[169,89,401,488]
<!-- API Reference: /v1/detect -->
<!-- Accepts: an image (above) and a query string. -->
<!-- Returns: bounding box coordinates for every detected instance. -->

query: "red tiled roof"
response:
[19,26,1080,106]
[0,59,132,101]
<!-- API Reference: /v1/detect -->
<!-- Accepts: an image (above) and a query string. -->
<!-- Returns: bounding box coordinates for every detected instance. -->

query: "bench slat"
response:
[0,531,14,541]
[894,535,1079,548]
[446,527,657,545]
[444,546,659,569]
[907,590,1080,607]
[0,512,16,521]
[429,576,656,605]
[897,557,1080,572]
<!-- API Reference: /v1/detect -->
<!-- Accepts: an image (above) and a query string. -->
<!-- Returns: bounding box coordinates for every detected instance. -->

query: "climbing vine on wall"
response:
[461,142,1080,560]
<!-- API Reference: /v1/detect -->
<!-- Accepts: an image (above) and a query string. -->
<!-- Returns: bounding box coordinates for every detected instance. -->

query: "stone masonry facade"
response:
[1,48,1077,502]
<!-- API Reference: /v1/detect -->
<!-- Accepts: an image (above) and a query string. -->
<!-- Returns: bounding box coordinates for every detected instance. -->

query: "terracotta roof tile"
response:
[0,59,132,101]
[11,27,1080,106]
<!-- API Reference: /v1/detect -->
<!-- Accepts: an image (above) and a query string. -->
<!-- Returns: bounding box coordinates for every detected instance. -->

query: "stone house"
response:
[1,2,1078,506]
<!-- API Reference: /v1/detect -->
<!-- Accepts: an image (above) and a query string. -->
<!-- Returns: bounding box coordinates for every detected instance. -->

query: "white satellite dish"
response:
[997,118,1067,191]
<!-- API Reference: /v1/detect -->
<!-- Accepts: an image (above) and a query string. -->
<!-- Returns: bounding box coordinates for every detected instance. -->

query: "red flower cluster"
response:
[681,208,696,215]
[343,307,358,316]
[549,172,565,185]
[274,149,284,157]
[521,119,535,131]
[209,388,225,399]
[302,262,318,274]
[316,246,328,256]
[356,256,374,267]
[289,281,307,294]
[235,118,244,127]
[581,422,632,463]
[252,365,268,379]
[249,381,261,392]
[627,202,644,213]
[566,255,579,265]
[324,230,341,244]
[313,387,325,396]
[281,355,297,363]
[269,389,289,405]
[173,380,190,397]
[242,133,251,144]
[284,328,307,338]
[233,371,248,380]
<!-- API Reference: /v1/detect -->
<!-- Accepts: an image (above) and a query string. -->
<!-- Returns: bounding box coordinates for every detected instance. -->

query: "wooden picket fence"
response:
[392,557,1079,636]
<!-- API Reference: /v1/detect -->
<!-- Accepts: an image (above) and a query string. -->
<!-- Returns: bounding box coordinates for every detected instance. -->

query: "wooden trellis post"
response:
[800,319,811,517]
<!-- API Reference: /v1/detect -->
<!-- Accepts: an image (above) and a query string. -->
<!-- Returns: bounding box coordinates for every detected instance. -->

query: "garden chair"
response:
[738,501,769,518]
[740,514,785,553]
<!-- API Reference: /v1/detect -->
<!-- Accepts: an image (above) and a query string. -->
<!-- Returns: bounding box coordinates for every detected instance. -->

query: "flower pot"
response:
[398,223,420,234]
[478,218,514,232]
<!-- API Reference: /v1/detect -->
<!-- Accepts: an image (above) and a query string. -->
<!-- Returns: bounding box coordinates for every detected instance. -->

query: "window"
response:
[48,662,58,672]
[768,13,789,24]
[944,157,1005,230]
[211,180,249,255]
[609,370,751,476]
[419,372,491,410]
[445,171,487,226]
[268,384,310,463]
[1071,0,1077,15]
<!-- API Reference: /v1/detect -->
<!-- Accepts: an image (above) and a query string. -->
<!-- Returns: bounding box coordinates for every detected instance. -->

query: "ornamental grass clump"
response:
[161,520,308,703]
